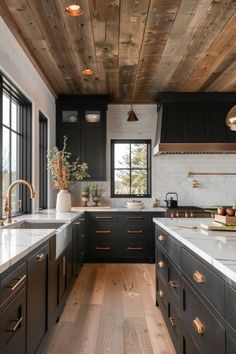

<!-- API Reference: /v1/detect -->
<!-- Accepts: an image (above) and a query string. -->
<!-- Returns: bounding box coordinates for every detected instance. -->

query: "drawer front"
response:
[155,226,168,252]
[118,212,148,225]
[167,301,181,351]
[156,245,168,281]
[88,239,120,260]
[0,263,27,309]
[181,248,225,315]
[182,280,225,354]
[168,262,181,303]
[156,276,168,315]
[89,213,117,223]
[89,224,119,238]
[226,284,236,330]
[182,328,201,354]
[227,333,236,354]
[121,239,148,260]
[0,287,26,354]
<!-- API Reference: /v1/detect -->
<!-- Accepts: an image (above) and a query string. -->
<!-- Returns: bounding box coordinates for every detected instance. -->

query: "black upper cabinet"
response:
[159,93,236,143]
[56,95,109,181]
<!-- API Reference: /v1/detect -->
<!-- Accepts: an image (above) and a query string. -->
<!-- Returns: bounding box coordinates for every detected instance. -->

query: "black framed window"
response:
[39,113,48,209]
[0,74,32,217]
[111,140,151,197]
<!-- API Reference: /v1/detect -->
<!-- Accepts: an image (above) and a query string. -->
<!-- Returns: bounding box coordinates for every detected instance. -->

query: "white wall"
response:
[0,17,56,210]
[73,104,236,208]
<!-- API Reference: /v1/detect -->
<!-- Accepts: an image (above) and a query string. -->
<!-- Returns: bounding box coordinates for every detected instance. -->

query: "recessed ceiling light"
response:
[66,4,83,17]
[82,69,94,75]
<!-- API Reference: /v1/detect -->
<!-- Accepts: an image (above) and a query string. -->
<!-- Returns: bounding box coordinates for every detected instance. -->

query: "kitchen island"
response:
[154,217,236,354]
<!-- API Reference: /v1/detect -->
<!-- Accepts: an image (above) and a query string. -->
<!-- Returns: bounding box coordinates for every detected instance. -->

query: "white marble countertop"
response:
[0,209,84,275]
[153,217,236,283]
[72,206,165,212]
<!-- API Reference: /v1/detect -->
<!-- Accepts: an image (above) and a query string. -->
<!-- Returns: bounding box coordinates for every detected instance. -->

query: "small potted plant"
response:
[81,183,91,207]
[90,183,104,206]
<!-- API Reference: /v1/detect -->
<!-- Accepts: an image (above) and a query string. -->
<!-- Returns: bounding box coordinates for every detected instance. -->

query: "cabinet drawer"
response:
[182,328,201,354]
[118,213,148,225]
[227,333,236,354]
[156,245,168,281]
[155,226,180,266]
[120,226,147,238]
[168,262,181,303]
[167,301,181,352]
[89,224,119,238]
[88,239,120,260]
[182,280,225,354]
[121,239,148,260]
[0,287,26,354]
[89,213,117,223]
[156,276,168,315]
[226,284,236,330]
[181,248,225,315]
[0,263,26,309]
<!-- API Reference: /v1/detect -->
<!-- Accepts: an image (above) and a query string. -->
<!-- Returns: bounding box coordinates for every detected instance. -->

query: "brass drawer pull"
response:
[96,216,113,219]
[8,316,23,332]
[169,317,176,327]
[158,234,165,241]
[169,280,178,288]
[127,230,143,234]
[127,246,143,250]
[193,317,205,335]
[96,246,111,250]
[159,289,164,298]
[193,271,205,284]
[127,217,144,220]
[158,260,166,268]
[96,230,111,234]
[10,275,26,291]
[35,253,45,262]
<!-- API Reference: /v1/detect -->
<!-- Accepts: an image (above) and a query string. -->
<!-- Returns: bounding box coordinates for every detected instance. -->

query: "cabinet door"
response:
[27,243,49,354]
[58,124,83,162]
[84,125,106,180]
[58,253,67,302]
[48,236,58,329]
[72,220,81,275]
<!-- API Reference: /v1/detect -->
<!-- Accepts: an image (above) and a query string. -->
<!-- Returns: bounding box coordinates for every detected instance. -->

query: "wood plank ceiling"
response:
[1,0,236,102]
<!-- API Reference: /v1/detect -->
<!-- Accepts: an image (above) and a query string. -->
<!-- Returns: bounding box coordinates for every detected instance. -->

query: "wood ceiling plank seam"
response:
[118,0,151,99]
[182,12,236,92]
[27,0,83,93]
[163,0,236,93]
[89,0,120,97]
[0,0,58,96]
[205,55,236,92]
[149,0,212,94]
[133,0,182,99]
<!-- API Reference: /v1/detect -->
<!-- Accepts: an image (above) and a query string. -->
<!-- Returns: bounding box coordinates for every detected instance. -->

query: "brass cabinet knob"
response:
[169,280,178,288]
[169,317,176,327]
[158,260,165,268]
[35,254,45,262]
[193,317,205,335]
[193,271,205,284]
[158,234,165,241]
[159,289,164,298]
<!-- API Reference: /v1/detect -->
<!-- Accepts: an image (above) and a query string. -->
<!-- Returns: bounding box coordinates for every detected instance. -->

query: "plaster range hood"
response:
[153,97,236,155]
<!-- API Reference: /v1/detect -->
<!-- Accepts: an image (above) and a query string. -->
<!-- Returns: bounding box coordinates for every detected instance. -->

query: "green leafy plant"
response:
[82,183,91,193]
[90,183,104,198]
[48,136,89,190]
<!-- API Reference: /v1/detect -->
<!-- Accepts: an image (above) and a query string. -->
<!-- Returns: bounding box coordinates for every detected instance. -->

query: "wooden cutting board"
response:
[214,214,236,225]
[200,223,236,231]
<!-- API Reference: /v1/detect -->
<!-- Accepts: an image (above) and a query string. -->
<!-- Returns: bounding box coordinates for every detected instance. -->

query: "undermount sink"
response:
[5,220,65,230]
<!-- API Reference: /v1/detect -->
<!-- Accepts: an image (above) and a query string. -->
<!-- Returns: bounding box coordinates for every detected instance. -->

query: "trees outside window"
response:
[111,140,151,197]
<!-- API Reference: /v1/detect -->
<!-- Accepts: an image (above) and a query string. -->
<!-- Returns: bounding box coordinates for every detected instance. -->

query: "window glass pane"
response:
[114,170,130,195]
[11,100,18,131]
[3,93,10,127]
[2,127,10,211]
[131,144,147,168]
[131,170,147,195]
[11,132,19,181]
[114,144,130,168]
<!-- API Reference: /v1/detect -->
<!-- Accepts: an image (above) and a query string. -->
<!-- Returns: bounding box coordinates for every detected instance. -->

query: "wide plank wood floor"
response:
[45,264,176,354]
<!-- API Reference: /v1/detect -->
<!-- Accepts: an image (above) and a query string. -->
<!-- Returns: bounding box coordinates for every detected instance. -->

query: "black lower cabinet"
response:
[155,223,235,354]
[27,243,49,354]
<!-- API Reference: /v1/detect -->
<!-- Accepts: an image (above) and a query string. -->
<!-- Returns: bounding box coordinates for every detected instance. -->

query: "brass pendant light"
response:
[226,106,236,131]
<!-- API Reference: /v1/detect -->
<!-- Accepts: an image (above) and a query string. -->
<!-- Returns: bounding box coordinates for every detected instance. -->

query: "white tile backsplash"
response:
[71,104,236,208]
